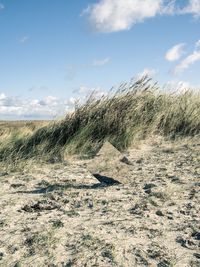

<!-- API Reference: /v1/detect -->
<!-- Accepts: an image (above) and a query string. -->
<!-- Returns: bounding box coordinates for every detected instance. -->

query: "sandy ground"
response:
[0,138,199,267]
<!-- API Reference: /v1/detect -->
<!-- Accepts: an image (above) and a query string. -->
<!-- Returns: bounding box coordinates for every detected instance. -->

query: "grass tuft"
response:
[0,76,199,163]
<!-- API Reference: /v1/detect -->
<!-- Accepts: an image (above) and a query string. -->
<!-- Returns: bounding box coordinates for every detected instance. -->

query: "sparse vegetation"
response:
[0,77,199,163]
[0,133,199,266]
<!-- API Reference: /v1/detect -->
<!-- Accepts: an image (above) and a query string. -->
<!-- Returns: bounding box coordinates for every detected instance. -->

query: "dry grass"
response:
[0,77,199,163]
[0,120,49,146]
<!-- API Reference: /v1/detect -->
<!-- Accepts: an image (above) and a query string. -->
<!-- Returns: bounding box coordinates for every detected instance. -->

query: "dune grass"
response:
[0,77,199,163]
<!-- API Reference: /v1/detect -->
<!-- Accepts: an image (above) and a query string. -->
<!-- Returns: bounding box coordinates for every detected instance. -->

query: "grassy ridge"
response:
[0,77,199,162]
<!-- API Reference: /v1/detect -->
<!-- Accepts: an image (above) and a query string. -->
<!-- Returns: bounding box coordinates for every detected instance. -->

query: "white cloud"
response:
[83,0,169,33]
[74,85,107,98]
[0,93,6,100]
[166,80,200,92]
[19,36,29,43]
[0,87,108,119]
[92,57,110,66]
[174,50,200,74]
[195,39,200,49]
[165,43,185,62]
[0,94,76,119]
[181,0,200,18]
[0,3,4,10]
[137,68,158,78]
[82,0,200,33]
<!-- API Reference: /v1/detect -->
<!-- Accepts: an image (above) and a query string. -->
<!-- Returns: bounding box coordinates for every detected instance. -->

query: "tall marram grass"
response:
[0,77,199,162]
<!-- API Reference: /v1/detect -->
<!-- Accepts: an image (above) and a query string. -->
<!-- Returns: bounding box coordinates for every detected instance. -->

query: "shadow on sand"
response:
[14,174,120,195]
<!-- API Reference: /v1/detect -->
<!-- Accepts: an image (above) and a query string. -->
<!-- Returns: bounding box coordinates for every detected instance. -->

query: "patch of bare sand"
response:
[0,138,199,266]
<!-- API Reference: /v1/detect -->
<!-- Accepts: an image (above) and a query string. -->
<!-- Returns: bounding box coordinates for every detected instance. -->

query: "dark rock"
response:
[147,244,162,259]
[130,203,148,215]
[156,210,164,217]
[176,236,195,248]
[157,260,171,267]
[10,183,25,188]
[51,219,64,228]
[120,156,133,165]
[0,252,4,260]
[171,176,182,183]
[193,253,200,259]
[167,216,173,220]
[192,232,200,240]
[136,158,143,164]
[134,249,149,265]
[143,183,157,194]
[0,172,8,177]
[176,236,187,247]
[21,200,60,213]
[143,183,157,190]
[88,200,93,208]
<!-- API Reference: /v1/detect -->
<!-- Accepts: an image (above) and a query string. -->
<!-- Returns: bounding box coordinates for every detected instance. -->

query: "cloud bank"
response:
[0,86,107,119]
[83,0,200,33]
[0,94,76,119]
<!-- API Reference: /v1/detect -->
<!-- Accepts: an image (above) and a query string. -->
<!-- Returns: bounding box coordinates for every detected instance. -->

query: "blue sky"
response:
[0,0,200,120]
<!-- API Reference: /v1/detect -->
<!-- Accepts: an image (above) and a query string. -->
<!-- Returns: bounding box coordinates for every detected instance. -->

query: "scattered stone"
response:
[101,248,114,261]
[51,219,64,228]
[0,219,5,227]
[189,189,197,199]
[87,200,93,208]
[156,210,164,217]
[176,236,196,249]
[193,253,200,259]
[171,176,182,183]
[157,259,171,267]
[0,252,4,260]
[158,167,167,171]
[130,202,148,215]
[136,158,143,164]
[120,156,133,165]
[192,232,200,240]
[21,200,60,213]
[10,183,25,188]
[0,172,8,177]
[147,243,164,259]
[143,183,157,194]
[134,248,149,265]
[176,236,187,247]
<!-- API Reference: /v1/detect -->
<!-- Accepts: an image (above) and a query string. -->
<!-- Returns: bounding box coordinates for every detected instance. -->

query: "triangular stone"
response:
[87,141,132,184]
[96,141,121,158]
